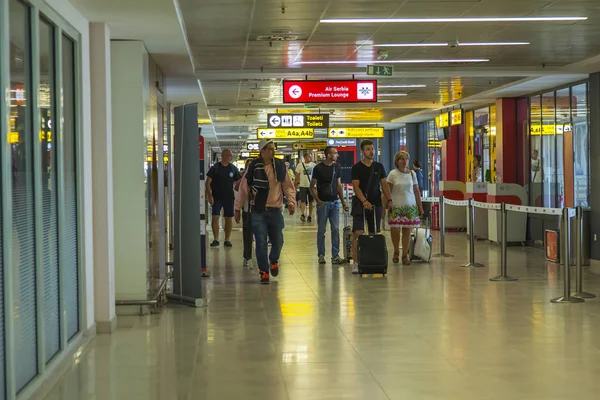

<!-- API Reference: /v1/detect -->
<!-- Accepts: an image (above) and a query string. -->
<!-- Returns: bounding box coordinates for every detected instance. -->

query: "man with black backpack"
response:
[310,146,349,265]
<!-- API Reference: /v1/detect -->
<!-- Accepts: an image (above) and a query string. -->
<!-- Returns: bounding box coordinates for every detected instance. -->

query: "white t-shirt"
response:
[387,169,418,207]
[295,162,316,188]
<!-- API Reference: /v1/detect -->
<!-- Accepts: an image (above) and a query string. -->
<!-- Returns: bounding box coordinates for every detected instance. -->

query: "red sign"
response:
[198,135,204,160]
[283,80,378,104]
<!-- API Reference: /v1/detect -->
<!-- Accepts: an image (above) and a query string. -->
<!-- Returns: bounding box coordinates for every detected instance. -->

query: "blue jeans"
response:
[316,200,340,258]
[251,210,285,273]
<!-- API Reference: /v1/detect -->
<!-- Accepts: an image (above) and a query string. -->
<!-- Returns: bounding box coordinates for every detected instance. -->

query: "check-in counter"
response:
[487,184,528,243]
[466,182,488,239]
[439,181,467,230]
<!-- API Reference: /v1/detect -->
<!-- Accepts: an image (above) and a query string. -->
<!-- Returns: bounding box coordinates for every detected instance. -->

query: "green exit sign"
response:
[366,65,393,76]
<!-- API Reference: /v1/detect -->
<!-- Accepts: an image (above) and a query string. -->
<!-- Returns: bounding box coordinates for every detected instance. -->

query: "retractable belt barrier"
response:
[426,197,590,302]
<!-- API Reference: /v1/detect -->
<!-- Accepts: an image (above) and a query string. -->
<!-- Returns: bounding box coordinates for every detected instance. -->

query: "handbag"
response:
[317,167,336,200]
[351,165,376,217]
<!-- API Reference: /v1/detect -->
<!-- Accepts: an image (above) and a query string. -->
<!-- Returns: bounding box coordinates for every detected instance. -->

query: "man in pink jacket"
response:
[235,139,296,284]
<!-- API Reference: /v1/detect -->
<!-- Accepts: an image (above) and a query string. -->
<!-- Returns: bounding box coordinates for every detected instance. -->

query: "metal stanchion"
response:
[490,202,518,282]
[433,196,453,258]
[551,208,584,303]
[462,198,484,268]
[573,206,595,299]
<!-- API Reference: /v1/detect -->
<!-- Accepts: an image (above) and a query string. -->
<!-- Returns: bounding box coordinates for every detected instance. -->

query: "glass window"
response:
[529,95,542,206]
[39,18,61,363]
[474,107,490,182]
[61,34,80,340]
[556,88,570,208]
[9,0,39,391]
[572,83,589,207]
[541,91,557,208]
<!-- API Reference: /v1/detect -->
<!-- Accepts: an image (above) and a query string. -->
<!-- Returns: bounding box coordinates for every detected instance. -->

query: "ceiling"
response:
[69,0,600,149]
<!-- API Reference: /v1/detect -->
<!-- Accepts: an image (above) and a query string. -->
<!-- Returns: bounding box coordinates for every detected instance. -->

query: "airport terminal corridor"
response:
[41,216,600,400]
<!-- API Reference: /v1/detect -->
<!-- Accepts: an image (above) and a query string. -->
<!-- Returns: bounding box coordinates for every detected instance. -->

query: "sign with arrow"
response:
[257,128,314,139]
[267,113,329,129]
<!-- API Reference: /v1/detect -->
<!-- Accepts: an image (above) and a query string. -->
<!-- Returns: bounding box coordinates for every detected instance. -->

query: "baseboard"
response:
[590,259,600,276]
[96,316,117,334]
[26,324,96,400]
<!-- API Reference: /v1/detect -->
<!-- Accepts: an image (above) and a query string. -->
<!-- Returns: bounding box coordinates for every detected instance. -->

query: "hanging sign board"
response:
[267,113,329,129]
[283,80,377,103]
[436,113,450,128]
[327,127,384,139]
[327,138,356,147]
[451,110,463,126]
[292,141,327,151]
[257,128,314,139]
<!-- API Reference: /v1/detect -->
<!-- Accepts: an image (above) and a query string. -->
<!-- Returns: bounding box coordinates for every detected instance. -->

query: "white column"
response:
[110,40,148,301]
[89,22,116,333]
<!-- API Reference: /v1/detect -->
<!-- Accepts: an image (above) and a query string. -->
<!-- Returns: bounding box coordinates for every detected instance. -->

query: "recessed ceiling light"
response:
[373,42,529,47]
[379,84,426,88]
[379,93,408,97]
[321,16,587,23]
[294,59,488,65]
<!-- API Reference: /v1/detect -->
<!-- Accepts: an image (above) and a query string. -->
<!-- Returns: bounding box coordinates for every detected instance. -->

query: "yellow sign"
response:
[451,110,463,126]
[292,141,327,151]
[530,124,572,135]
[436,113,449,128]
[9,132,19,143]
[327,127,384,139]
[257,128,314,139]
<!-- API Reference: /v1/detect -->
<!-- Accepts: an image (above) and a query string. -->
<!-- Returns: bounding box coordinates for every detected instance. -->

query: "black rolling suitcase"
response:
[357,210,388,275]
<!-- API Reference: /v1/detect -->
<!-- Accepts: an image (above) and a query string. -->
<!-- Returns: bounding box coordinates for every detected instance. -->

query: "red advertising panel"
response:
[283,80,378,103]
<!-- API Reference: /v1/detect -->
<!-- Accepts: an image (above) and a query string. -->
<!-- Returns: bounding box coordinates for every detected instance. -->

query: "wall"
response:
[589,73,600,260]
[111,41,149,299]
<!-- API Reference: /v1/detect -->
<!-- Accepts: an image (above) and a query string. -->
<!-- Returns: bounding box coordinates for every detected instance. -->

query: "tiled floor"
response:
[43,214,600,399]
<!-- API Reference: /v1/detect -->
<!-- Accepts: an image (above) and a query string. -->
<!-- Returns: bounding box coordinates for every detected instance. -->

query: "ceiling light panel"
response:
[294,59,489,65]
[374,42,529,47]
[320,16,587,23]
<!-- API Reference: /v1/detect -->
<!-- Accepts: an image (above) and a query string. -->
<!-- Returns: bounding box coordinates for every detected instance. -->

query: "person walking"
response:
[310,146,349,265]
[235,140,296,284]
[350,140,393,274]
[471,155,483,183]
[387,151,424,265]
[206,149,241,248]
[295,152,316,223]
[413,160,425,194]
[235,158,254,268]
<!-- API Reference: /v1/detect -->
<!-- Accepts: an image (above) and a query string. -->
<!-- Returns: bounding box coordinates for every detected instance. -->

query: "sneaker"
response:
[210,240,220,248]
[352,264,360,274]
[332,256,346,265]
[318,256,326,264]
[300,215,306,222]
[224,240,233,248]
[243,259,249,268]
[270,262,279,277]
[260,270,270,284]
[307,216,312,223]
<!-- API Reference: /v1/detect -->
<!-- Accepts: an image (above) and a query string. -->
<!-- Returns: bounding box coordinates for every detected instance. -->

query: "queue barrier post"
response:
[490,202,518,282]
[573,206,595,299]
[551,208,584,303]
[433,196,453,258]
[462,198,484,268]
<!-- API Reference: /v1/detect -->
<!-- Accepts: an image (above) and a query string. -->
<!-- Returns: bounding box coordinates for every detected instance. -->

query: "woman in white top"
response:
[471,155,483,183]
[387,151,424,265]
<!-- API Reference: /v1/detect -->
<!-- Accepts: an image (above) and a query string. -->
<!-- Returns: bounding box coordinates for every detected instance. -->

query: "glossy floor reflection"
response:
[43,215,600,399]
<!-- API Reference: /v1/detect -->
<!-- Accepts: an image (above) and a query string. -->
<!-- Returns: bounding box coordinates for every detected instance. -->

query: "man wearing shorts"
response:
[295,152,316,222]
[206,149,241,248]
